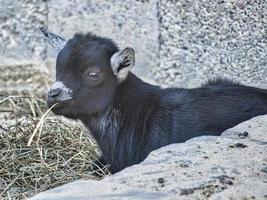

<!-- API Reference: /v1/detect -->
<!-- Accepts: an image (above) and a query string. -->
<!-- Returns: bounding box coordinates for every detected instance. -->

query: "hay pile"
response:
[0,95,109,200]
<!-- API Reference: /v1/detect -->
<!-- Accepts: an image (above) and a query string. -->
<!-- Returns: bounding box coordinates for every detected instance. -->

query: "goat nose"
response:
[48,88,62,98]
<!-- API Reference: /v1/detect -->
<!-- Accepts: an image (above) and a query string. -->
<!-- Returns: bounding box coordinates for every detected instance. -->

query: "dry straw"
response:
[0,95,109,200]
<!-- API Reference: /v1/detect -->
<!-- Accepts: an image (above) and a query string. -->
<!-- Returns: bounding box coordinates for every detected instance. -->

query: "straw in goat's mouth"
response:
[27,103,58,147]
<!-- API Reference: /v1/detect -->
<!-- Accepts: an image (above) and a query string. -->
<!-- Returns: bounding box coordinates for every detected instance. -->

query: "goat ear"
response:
[40,27,66,51]
[110,47,135,81]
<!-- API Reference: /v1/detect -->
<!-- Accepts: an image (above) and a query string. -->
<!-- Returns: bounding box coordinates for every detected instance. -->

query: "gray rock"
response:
[1,0,266,94]
[155,0,267,88]
[0,0,48,94]
[29,115,267,200]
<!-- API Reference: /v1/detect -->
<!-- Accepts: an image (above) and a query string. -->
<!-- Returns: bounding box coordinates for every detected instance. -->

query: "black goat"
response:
[41,28,267,173]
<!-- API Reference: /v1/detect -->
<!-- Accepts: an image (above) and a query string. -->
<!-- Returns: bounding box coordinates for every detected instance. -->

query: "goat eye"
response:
[87,71,100,79]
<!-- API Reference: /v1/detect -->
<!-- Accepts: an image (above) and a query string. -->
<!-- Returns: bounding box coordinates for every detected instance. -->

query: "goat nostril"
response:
[49,88,62,98]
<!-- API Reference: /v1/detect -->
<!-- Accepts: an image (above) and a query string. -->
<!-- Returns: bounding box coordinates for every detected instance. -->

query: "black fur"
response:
[47,33,267,173]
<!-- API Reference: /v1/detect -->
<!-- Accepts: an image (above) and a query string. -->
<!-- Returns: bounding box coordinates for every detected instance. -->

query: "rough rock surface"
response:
[1,0,266,94]
[156,0,267,88]
[0,0,48,94]
[30,115,267,200]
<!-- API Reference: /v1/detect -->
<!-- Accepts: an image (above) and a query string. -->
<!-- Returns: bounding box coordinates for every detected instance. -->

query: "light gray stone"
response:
[155,0,267,88]
[1,0,267,94]
[29,115,267,200]
[0,0,49,94]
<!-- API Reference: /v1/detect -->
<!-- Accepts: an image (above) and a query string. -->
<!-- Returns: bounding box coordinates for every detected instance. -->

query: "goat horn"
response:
[40,27,66,51]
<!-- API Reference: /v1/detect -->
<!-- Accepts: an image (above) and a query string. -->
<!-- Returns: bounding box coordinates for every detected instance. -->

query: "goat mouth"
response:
[48,100,73,111]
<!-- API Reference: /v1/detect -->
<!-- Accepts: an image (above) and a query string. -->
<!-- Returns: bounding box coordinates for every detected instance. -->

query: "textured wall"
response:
[156,0,267,88]
[0,0,266,94]
[0,0,48,94]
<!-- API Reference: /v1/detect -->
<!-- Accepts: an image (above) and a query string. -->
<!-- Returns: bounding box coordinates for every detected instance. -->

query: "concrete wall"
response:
[156,0,267,88]
[0,0,48,94]
[0,0,266,94]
